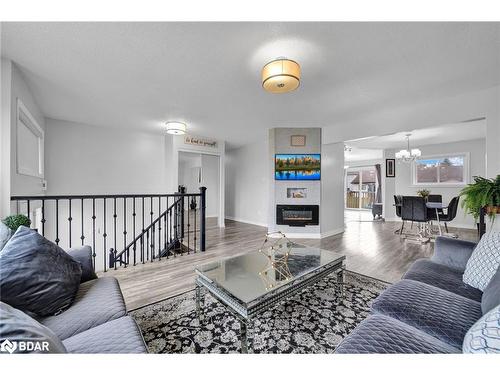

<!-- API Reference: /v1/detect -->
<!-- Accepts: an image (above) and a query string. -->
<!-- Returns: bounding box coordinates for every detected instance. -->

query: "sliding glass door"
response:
[345,167,377,210]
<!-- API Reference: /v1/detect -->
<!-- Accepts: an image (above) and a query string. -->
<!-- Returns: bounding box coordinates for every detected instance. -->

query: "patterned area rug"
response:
[131,271,389,353]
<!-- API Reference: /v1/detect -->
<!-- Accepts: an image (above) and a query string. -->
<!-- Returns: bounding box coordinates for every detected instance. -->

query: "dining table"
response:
[426,201,445,235]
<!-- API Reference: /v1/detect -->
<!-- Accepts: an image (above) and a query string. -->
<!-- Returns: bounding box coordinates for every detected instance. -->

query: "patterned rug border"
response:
[128,269,391,313]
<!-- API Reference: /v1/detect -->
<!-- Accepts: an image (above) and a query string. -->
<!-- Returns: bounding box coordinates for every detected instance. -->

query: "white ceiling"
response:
[345,120,486,162]
[345,119,486,151]
[2,22,499,148]
[345,147,383,163]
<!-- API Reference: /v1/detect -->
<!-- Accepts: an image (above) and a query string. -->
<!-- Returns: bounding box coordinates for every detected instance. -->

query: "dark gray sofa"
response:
[335,236,500,354]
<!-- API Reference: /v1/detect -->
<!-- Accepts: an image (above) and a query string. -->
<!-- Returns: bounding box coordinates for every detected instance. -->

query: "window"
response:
[16,98,44,178]
[412,153,468,186]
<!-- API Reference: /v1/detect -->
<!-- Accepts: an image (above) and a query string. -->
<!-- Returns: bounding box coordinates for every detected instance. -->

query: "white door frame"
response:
[176,148,225,228]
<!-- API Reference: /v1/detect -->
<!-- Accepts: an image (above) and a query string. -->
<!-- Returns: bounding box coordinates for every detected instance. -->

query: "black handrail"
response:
[10,187,207,272]
[112,195,184,267]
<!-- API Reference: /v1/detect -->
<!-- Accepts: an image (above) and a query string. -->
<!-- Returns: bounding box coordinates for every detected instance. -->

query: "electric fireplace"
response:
[276,205,319,227]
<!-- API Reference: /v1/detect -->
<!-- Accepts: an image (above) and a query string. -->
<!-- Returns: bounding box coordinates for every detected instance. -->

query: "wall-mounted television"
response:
[275,154,321,180]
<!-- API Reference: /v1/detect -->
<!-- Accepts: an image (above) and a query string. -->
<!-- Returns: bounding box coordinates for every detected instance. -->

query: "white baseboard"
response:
[267,227,344,239]
[320,227,345,239]
[225,216,268,228]
[268,232,321,239]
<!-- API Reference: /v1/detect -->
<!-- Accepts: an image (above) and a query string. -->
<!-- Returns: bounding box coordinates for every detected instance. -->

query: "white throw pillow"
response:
[463,303,500,354]
[463,231,500,291]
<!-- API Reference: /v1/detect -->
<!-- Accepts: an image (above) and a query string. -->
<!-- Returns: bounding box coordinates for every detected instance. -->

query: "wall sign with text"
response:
[184,136,218,148]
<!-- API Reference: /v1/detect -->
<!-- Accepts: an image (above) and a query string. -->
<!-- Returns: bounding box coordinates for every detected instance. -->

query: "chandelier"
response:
[395,134,421,162]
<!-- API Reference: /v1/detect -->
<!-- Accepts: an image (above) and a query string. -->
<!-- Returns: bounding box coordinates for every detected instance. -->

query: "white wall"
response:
[346,159,383,168]
[0,58,12,218]
[321,142,345,237]
[45,119,170,195]
[201,154,219,218]
[385,138,486,228]
[10,63,46,197]
[225,138,268,227]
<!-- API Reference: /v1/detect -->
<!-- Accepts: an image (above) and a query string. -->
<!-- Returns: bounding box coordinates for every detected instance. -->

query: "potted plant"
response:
[416,189,431,200]
[460,175,500,224]
[2,214,31,232]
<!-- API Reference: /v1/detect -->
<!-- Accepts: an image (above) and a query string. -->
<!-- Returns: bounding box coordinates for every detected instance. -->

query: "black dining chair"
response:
[401,196,429,241]
[438,196,460,233]
[394,195,403,234]
[426,194,443,220]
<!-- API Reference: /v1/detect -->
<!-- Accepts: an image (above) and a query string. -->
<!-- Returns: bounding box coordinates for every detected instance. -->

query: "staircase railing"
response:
[10,186,206,272]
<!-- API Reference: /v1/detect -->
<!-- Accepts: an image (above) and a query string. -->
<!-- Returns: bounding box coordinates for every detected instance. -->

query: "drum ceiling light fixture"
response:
[165,121,187,135]
[262,58,301,94]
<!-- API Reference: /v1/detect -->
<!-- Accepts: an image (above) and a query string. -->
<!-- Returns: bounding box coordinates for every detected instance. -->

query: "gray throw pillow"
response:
[0,226,82,316]
[68,246,97,283]
[0,222,12,251]
[463,231,500,291]
[482,267,500,314]
[0,301,66,353]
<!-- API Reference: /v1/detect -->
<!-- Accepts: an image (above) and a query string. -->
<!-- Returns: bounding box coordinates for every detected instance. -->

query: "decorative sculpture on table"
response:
[258,231,294,290]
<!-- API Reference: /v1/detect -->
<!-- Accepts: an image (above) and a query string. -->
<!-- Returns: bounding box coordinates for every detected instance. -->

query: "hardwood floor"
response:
[103,212,478,311]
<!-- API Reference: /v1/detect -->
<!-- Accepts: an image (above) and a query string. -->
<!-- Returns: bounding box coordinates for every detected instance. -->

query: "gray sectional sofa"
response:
[0,242,147,354]
[42,246,148,353]
[335,236,500,353]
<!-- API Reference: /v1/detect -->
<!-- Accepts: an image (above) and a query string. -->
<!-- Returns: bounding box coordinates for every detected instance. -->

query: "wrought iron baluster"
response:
[55,199,60,245]
[158,197,161,260]
[113,198,117,266]
[199,187,206,252]
[146,229,150,262]
[68,199,73,247]
[187,195,190,254]
[27,200,31,225]
[80,198,85,246]
[133,198,136,266]
[150,196,153,227]
[123,198,127,268]
[103,198,107,272]
[141,197,145,264]
[170,207,174,257]
[163,210,168,259]
[151,225,155,262]
[146,224,150,262]
[193,197,197,253]
[41,200,46,236]
[92,199,96,269]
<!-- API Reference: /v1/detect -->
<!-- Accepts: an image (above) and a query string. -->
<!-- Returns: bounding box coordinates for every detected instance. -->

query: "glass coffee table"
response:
[195,243,346,353]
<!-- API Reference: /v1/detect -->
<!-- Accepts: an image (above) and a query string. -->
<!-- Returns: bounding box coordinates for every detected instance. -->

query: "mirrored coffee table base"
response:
[195,254,346,353]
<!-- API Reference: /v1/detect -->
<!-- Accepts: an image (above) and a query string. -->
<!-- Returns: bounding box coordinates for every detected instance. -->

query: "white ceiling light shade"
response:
[165,122,187,135]
[395,134,421,162]
[262,58,301,94]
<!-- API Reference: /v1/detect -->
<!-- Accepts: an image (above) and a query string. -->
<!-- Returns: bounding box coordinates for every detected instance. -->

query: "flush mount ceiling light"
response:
[165,122,187,135]
[395,134,421,162]
[262,58,301,94]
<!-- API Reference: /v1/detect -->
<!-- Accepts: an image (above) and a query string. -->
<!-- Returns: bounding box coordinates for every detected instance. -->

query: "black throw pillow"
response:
[0,226,82,316]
